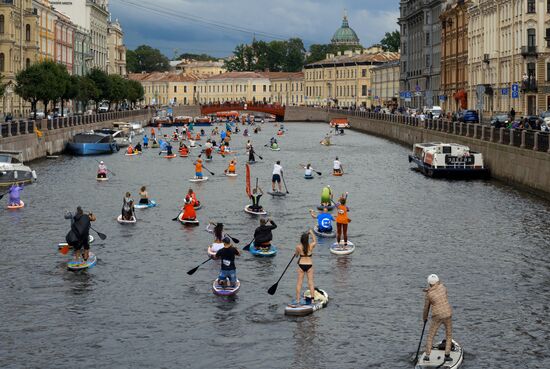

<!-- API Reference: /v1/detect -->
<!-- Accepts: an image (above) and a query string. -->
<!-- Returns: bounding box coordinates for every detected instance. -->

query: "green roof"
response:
[331,15,360,46]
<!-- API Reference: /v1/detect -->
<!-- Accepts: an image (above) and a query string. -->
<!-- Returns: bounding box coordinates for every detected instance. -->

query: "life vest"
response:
[195,162,202,172]
[182,203,196,219]
[335,204,349,224]
[228,162,236,172]
[127,146,133,154]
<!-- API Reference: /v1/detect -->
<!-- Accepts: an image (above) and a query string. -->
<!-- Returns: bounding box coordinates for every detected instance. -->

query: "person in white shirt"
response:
[272,161,283,192]
[333,157,343,174]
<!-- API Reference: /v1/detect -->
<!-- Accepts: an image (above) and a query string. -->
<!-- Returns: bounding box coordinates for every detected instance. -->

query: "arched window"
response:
[25,24,31,41]
[0,53,5,72]
[0,15,4,34]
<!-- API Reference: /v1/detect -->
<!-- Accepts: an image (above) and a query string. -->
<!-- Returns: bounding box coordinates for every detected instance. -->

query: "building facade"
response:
[129,72,198,106]
[269,72,304,106]
[176,60,225,76]
[196,72,272,104]
[399,0,442,109]
[0,0,39,117]
[468,0,550,117]
[440,0,469,112]
[370,60,400,108]
[73,26,91,76]
[106,18,126,76]
[34,0,56,62]
[304,48,400,108]
[54,11,75,73]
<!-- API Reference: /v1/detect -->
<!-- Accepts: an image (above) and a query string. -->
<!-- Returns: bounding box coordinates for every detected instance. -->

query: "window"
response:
[546,28,550,47]
[546,62,550,81]
[528,28,536,47]
[25,24,31,41]
[252,85,256,92]
[527,0,536,13]
[26,58,30,68]
[426,54,431,67]
[0,15,4,34]
[0,53,4,72]
[174,86,177,93]
[426,32,430,46]
[528,62,536,77]
[184,86,187,93]
[361,85,367,96]
[263,85,266,92]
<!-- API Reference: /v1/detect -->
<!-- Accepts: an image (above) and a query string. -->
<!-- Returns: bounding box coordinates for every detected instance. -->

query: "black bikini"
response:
[298,253,312,272]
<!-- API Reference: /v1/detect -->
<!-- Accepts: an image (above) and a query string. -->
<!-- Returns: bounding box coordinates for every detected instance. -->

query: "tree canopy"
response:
[380,30,400,52]
[305,44,364,64]
[126,45,170,73]
[224,38,305,72]
[177,53,218,61]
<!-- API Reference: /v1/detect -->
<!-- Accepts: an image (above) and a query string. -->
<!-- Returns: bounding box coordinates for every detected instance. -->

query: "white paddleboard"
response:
[330,241,355,255]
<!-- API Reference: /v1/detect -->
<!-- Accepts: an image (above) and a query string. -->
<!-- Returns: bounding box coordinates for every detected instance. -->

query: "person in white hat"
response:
[422,274,453,364]
[97,161,107,178]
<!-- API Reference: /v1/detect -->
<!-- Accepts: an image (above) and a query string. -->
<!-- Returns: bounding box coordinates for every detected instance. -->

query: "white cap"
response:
[427,274,439,285]
[100,161,104,164]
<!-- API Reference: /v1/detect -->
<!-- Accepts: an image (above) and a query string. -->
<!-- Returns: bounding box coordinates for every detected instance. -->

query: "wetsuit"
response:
[65,213,92,251]
[253,221,277,248]
[250,193,262,211]
[248,148,256,162]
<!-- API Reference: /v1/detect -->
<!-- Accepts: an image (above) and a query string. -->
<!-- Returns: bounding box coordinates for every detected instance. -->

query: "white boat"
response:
[408,142,489,179]
[113,121,144,135]
[0,151,37,186]
[94,129,133,148]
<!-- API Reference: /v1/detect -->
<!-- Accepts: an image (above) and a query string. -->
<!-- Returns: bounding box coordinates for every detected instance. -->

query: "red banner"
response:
[245,163,251,197]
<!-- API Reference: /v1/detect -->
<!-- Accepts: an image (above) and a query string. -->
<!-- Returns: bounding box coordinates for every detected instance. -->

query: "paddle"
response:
[267,254,296,295]
[187,257,212,275]
[202,165,215,176]
[90,226,107,240]
[0,191,8,200]
[413,320,428,365]
[281,171,289,194]
[172,209,182,221]
[242,237,255,251]
[299,164,322,176]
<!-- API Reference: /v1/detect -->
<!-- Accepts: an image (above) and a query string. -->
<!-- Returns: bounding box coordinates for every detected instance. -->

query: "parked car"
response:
[490,113,511,128]
[457,110,480,123]
[98,105,109,113]
[524,115,541,129]
[426,105,443,118]
[539,111,550,132]
[29,111,46,119]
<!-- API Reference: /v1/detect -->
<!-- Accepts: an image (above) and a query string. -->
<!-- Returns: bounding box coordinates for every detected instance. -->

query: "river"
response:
[0,122,549,368]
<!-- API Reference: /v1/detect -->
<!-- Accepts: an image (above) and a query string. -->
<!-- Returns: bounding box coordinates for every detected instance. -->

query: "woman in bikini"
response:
[294,229,317,305]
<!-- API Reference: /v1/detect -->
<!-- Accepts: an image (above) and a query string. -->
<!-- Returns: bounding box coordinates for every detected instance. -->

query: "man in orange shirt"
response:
[225,160,236,174]
[194,158,203,179]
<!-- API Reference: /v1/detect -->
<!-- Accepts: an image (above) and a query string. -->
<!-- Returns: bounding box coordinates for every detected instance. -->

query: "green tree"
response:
[284,38,305,72]
[87,68,111,111]
[380,30,400,52]
[57,65,75,116]
[126,80,144,108]
[177,53,217,61]
[74,75,99,113]
[107,74,127,111]
[126,45,170,73]
[0,74,6,100]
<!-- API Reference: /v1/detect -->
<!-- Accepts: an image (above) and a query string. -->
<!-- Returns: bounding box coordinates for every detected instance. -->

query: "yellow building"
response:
[34,0,56,62]
[370,60,400,108]
[269,72,304,106]
[129,72,199,106]
[196,72,272,104]
[107,19,126,76]
[0,0,39,117]
[304,48,399,108]
[176,60,226,76]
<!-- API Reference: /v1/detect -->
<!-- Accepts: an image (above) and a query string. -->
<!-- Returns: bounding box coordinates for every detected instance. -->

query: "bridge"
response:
[200,102,286,121]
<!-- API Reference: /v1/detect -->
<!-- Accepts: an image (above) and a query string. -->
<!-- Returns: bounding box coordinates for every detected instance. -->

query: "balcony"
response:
[521,45,538,58]
[521,76,538,93]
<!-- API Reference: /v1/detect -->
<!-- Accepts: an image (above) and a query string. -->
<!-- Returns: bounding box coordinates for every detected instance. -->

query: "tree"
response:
[177,53,217,61]
[380,30,400,52]
[284,38,305,72]
[87,68,111,111]
[107,74,127,111]
[0,74,6,100]
[126,80,144,108]
[224,38,305,72]
[56,65,75,116]
[126,45,170,73]
[74,75,99,113]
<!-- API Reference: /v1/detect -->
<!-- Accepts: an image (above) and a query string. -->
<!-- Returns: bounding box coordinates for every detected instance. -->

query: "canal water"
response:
[1,122,549,368]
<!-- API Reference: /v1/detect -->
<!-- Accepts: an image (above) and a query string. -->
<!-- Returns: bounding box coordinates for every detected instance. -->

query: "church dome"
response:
[331,15,360,46]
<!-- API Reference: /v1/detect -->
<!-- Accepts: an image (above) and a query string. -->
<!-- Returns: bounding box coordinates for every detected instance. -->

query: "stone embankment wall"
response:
[284,106,550,200]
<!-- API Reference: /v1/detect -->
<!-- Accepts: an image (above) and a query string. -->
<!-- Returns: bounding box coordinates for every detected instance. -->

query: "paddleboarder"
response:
[194,159,203,179]
[225,160,237,175]
[121,192,135,221]
[215,237,240,287]
[134,142,142,152]
[248,145,256,163]
[181,197,197,221]
[253,218,277,250]
[138,186,150,205]
[304,164,313,177]
[335,194,351,245]
[166,142,174,156]
[185,188,199,207]
[293,229,317,306]
[209,222,226,254]
[320,185,332,207]
[333,157,343,175]
[7,183,24,206]
[422,274,454,365]
[97,161,107,179]
[64,206,96,261]
[309,208,334,234]
[271,161,283,193]
[249,186,264,213]
[143,134,149,148]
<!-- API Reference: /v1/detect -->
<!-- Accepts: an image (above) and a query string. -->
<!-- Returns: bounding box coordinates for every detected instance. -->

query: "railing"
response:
[326,108,550,154]
[0,108,152,139]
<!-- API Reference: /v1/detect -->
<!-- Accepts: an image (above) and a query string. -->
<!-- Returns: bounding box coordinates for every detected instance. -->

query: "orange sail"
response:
[246,163,251,197]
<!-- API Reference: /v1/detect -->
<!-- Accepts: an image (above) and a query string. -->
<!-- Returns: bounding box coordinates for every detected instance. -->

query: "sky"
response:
[109,0,400,59]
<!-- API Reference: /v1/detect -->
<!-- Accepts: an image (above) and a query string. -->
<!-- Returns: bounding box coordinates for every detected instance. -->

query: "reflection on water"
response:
[0,122,549,368]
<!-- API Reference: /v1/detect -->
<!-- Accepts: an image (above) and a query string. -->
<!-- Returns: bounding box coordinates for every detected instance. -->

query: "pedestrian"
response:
[422,274,453,365]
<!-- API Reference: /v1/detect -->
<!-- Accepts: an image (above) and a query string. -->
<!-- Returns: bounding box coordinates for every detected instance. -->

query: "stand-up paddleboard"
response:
[247,160,257,165]
[164,154,177,159]
[212,279,240,296]
[304,174,314,179]
[178,213,199,226]
[285,288,328,316]
[270,147,281,151]
[225,172,238,177]
[189,176,208,182]
[96,176,109,181]
[330,241,355,255]
[205,157,213,162]
[67,252,97,271]
[117,215,137,224]
[125,152,141,156]
[333,172,343,177]
[179,153,188,157]
[248,242,277,257]
[58,235,94,250]
[151,143,160,148]
[134,200,157,209]
[268,191,286,197]
[7,201,24,209]
[313,226,335,238]
[244,205,267,215]
[316,204,335,211]
[415,340,463,369]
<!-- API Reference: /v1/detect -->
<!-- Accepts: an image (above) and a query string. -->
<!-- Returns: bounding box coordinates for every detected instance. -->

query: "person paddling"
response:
[333,157,343,175]
[194,158,203,179]
[225,159,237,174]
[422,274,454,365]
[179,142,189,156]
[166,142,173,156]
[7,183,24,206]
[253,218,277,250]
[127,144,134,154]
[320,185,332,207]
[185,188,200,207]
[271,161,283,193]
[249,186,264,212]
[121,192,135,220]
[309,208,334,234]
[215,237,240,287]
[138,186,150,205]
[134,142,142,152]
[143,134,149,148]
[97,161,107,179]
[65,206,96,261]
[335,194,351,245]
[181,197,197,221]
[248,145,256,163]
[292,229,317,306]
[304,164,313,177]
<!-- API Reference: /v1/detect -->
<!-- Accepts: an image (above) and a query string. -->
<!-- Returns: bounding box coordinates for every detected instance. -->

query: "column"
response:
[533,132,539,151]
[509,129,514,146]
[499,128,504,144]
[520,130,526,149]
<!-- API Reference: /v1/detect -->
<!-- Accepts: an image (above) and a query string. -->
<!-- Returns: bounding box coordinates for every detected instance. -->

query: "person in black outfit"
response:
[65,206,96,261]
[253,218,277,249]
[249,187,263,212]
[215,237,240,287]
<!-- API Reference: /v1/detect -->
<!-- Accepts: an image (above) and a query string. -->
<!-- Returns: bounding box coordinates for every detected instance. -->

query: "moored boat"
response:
[408,142,489,179]
[0,151,37,186]
[194,116,212,126]
[329,118,350,129]
[66,132,119,155]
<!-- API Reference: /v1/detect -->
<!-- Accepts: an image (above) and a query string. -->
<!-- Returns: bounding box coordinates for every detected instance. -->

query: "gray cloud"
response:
[110,0,400,57]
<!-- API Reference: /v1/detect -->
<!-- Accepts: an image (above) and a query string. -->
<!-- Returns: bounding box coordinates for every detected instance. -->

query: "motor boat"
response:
[66,131,119,155]
[408,142,489,178]
[113,121,144,135]
[193,116,212,126]
[0,151,37,186]
[94,129,133,147]
[329,118,350,128]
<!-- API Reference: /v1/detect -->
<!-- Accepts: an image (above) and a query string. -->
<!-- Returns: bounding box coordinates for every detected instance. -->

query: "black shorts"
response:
[272,174,281,183]
[72,239,90,251]
[139,198,149,204]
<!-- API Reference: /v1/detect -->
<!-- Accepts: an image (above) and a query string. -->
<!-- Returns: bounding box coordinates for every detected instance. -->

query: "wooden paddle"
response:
[242,237,255,251]
[267,254,296,295]
[187,257,212,275]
